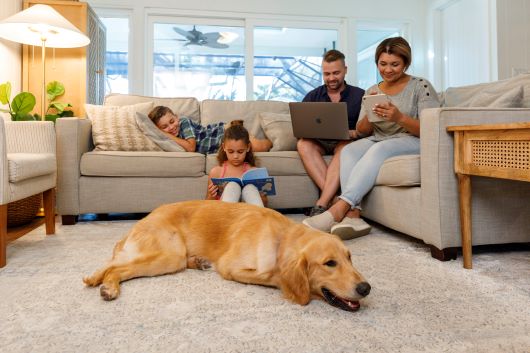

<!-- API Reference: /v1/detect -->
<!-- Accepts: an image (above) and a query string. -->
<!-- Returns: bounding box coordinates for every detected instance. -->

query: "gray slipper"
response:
[331,217,371,240]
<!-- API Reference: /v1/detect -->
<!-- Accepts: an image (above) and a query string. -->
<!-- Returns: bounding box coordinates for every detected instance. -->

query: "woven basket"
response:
[7,194,41,227]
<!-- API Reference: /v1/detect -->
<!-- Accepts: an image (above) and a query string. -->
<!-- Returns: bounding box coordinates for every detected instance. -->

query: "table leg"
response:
[457,173,472,269]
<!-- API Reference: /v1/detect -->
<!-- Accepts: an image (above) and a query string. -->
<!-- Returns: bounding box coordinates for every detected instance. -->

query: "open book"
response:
[211,167,276,196]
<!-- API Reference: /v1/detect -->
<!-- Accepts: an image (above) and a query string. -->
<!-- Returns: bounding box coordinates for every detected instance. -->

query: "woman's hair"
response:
[375,37,412,71]
[148,106,174,125]
[216,120,256,166]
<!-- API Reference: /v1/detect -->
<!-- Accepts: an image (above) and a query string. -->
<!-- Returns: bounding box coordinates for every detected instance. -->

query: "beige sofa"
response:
[56,74,530,261]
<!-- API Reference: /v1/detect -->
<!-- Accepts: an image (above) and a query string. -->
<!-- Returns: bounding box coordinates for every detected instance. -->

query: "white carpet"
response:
[1,216,529,353]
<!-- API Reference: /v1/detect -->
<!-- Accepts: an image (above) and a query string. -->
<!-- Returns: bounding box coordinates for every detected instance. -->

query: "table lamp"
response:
[0,4,90,120]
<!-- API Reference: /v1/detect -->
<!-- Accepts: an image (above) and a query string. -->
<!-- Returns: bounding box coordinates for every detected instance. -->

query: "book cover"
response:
[211,167,276,196]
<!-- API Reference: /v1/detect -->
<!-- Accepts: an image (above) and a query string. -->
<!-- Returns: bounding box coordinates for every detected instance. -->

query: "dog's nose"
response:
[356,282,371,297]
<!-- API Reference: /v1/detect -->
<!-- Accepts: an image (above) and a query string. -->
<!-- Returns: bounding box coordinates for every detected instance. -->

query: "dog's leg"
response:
[99,253,187,301]
[187,255,212,270]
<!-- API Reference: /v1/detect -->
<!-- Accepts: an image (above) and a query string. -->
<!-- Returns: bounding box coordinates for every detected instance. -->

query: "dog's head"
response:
[279,229,370,312]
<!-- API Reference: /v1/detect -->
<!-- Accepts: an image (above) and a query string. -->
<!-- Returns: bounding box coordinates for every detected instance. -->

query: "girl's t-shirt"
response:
[178,117,225,154]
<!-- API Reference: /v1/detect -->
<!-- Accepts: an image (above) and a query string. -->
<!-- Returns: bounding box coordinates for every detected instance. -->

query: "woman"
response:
[303,36,440,240]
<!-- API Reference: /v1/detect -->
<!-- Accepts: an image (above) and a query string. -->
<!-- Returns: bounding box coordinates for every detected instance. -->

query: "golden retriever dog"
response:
[83,200,371,311]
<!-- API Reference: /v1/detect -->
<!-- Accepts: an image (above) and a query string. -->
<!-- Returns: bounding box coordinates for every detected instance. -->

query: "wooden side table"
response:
[447,122,530,269]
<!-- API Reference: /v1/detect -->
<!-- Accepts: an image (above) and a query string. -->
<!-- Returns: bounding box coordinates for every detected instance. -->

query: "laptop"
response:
[289,102,350,140]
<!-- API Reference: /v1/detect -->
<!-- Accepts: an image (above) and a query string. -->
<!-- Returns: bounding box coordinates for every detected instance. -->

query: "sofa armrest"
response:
[1,119,56,204]
[420,107,530,248]
[56,117,93,215]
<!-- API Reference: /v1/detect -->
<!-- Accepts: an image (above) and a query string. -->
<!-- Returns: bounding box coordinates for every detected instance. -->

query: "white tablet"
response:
[363,94,391,122]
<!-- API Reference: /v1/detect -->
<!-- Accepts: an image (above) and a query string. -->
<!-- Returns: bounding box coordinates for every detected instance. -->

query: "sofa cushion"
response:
[200,100,290,139]
[104,94,201,122]
[85,102,163,152]
[135,112,185,152]
[375,154,420,186]
[7,153,56,182]
[444,73,530,108]
[259,112,298,151]
[81,151,205,177]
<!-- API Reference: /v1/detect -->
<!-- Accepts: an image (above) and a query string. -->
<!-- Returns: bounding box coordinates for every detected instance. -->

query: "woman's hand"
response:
[372,101,404,123]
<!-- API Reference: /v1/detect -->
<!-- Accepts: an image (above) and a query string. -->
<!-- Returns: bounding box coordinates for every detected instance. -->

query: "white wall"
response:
[496,0,530,79]
[87,0,429,95]
[0,0,21,119]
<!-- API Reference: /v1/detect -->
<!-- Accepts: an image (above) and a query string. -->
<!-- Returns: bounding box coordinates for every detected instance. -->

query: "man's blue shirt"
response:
[303,83,364,130]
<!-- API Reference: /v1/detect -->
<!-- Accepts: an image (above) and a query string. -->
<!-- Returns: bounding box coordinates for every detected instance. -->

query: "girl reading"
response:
[206,120,267,207]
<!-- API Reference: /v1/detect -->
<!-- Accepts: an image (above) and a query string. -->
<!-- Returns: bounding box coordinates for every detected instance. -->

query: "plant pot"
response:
[7,194,41,227]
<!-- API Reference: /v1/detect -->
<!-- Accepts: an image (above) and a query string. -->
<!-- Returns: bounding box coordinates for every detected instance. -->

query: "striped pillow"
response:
[85,102,162,151]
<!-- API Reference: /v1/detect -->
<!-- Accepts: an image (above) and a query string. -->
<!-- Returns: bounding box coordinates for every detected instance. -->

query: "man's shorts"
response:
[315,139,342,155]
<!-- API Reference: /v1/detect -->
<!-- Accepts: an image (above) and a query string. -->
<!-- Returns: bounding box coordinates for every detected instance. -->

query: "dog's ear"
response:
[279,255,310,305]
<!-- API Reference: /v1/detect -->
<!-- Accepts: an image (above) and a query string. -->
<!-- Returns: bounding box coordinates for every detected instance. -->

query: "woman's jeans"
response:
[339,136,420,208]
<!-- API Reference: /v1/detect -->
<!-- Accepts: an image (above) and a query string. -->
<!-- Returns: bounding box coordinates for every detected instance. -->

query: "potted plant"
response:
[0,80,73,227]
[0,80,73,122]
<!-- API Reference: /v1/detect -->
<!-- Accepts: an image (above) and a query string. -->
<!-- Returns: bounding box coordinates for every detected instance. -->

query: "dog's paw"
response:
[100,285,119,301]
[83,275,97,287]
[195,257,212,270]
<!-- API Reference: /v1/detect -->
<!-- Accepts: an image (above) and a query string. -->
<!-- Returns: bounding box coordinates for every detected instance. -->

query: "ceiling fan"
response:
[172,25,238,49]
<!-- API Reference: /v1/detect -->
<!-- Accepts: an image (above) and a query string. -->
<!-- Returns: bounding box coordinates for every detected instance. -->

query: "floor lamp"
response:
[0,4,90,120]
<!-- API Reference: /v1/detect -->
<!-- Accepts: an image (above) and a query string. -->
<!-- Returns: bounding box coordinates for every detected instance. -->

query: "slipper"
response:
[331,217,371,240]
[302,211,334,232]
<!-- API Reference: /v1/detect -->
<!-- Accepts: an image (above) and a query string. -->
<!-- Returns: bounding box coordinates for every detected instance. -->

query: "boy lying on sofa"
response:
[148,105,272,153]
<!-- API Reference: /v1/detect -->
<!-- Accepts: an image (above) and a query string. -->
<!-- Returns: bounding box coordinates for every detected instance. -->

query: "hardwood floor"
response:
[7,216,46,243]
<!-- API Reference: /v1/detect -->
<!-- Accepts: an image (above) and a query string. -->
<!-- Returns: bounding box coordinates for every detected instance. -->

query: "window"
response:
[356,27,402,89]
[100,17,129,95]
[253,27,338,101]
[152,22,245,100]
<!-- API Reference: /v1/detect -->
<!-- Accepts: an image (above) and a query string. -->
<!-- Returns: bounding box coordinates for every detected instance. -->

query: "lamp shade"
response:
[0,4,90,48]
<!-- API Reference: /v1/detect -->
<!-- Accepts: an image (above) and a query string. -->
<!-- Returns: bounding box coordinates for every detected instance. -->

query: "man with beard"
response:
[297,50,364,217]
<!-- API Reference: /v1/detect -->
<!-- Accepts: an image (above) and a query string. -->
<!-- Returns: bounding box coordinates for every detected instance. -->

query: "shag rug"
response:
[1,215,529,353]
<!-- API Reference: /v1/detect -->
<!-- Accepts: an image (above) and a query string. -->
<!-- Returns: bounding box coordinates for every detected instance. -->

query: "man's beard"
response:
[325,79,343,90]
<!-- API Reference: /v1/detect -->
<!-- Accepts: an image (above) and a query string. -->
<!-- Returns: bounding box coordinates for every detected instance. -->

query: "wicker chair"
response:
[0,118,56,268]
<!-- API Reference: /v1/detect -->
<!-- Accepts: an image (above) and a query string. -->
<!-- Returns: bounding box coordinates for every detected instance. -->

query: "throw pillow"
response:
[259,112,298,151]
[135,112,185,152]
[466,85,524,108]
[85,102,162,151]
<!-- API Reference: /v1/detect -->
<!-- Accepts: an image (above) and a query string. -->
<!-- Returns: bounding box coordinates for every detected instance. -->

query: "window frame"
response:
[93,7,133,95]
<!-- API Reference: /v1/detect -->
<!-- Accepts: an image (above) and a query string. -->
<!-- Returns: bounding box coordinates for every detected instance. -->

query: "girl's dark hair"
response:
[148,106,174,125]
[375,36,412,71]
[216,120,256,166]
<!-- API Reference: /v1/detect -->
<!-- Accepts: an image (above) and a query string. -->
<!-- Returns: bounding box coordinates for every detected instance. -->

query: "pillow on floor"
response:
[85,102,162,151]
[259,112,297,151]
[135,112,185,152]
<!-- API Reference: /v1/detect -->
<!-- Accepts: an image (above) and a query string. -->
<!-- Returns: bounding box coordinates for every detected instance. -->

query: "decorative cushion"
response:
[466,85,523,108]
[104,94,201,122]
[85,102,162,152]
[259,112,298,151]
[135,112,185,152]
[444,73,530,108]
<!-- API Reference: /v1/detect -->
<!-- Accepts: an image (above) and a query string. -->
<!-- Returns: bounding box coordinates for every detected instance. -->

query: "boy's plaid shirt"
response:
[178,117,225,154]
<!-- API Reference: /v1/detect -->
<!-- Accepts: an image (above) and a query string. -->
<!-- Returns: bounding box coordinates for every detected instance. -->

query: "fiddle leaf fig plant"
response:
[0,82,37,121]
[0,80,73,122]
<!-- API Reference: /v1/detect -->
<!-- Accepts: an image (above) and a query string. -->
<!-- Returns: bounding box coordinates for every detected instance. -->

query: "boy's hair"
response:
[216,120,256,166]
[375,36,412,71]
[148,106,174,125]
[323,49,346,65]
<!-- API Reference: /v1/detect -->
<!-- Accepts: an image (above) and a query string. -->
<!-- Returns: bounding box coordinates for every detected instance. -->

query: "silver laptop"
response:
[289,102,350,140]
